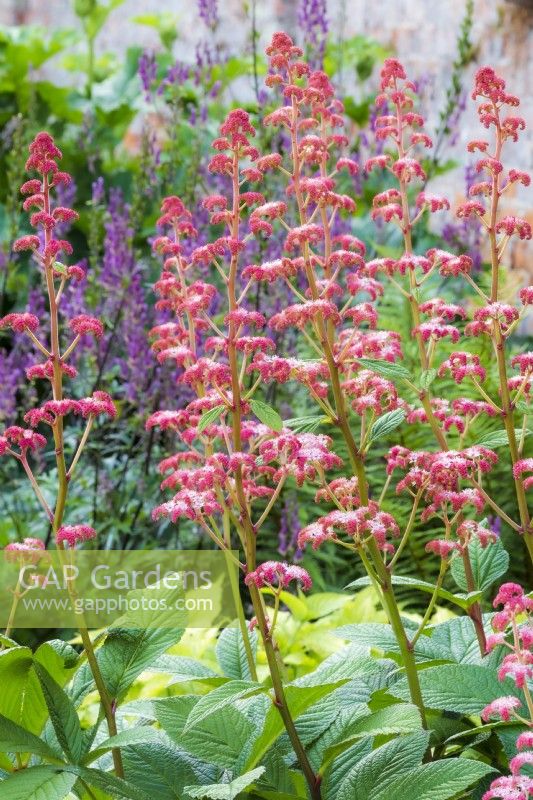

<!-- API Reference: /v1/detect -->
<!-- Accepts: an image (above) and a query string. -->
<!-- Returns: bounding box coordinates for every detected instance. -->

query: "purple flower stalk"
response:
[298,0,328,69]
[138,50,158,101]
[197,0,219,30]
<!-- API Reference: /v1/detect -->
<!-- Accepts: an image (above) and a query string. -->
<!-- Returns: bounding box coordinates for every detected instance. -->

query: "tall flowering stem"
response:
[480,583,533,799]
[260,33,428,725]
[366,59,493,652]
[0,133,123,778]
[149,134,322,794]
[462,68,532,557]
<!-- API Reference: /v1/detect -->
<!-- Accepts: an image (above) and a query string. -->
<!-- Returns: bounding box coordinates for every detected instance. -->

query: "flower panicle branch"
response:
[0,132,122,777]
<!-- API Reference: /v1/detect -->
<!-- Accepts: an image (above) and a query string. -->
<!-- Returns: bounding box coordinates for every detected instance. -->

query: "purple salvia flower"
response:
[298,0,328,69]
[197,0,219,31]
[138,50,158,101]
[92,176,105,205]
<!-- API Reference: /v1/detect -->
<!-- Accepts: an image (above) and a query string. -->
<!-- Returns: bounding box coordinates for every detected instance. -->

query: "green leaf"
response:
[428,616,499,667]
[183,680,264,732]
[477,428,532,448]
[356,358,412,381]
[198,405,226,433]
[0,647,47,734]
[246,684,343,770]
[284,415,330,434]
[0,766,77,800]
[69,766,152,800]
[368,409,405,444]
[293,646,390,688]
[216,626,257,681]
[390,663,522,713]
[0,713,62,761]
[372,759,495,800]
[155,696,255,770]
[333,731,430,800]
[98,627,182,702]
[345,574,482,611]
[450,536,509,592]
[34,663,84,763]
[37,640,79,671]
[419,368,437,390]
[52,261,68,276]
[83,726,162,764]
[150,655,225,686]
[120,734,212,800]
[34,641,78,690]
[84,0,126,40]
[249,399,283,432]
[336,621,450,663]
[185,767,265,799]
[321,704,423,774]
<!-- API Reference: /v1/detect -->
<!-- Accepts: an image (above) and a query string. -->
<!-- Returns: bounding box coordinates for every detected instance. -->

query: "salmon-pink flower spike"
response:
[517,733,533,751]
[298,502,400,554]
[4,538,46,565]
[56,525,97,547]
[514,460,533,491]
[69,315,105,338]
[520,287,533,306]
[2,132,116,546]
[245,561,312,592]
[483,773,533,800]
[0,426,47,456]
[481,696,522,723]
[0,312,40,333]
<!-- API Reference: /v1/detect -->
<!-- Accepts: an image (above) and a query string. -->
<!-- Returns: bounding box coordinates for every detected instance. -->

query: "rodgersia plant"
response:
[481,583,533,799]
[0,133,124,776]
[149,31,532,795]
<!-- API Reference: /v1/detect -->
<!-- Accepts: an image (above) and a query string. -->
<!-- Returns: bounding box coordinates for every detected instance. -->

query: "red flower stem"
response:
[485,106,532,558]
[225,146,321,798]
[286,88,427,730]
[67,415,94,479]
[41,174,124,779]
[391,81,489,653]
[4,574,22,642]
[20,456,54,522]
[461,547,487,653]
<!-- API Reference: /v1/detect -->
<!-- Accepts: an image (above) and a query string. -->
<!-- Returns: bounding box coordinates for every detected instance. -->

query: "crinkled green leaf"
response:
[292,646,391,688]
[185,767,265,799]
[321,703,423,775]
[390,663,521,713]
[334,731,430,800]
[149,655,225,686]
[450,536,509,592]
[34,662,84,763]
[216,626,257,681]
[249,398,283,432]
[183,680,265,732]
[285,415,330,433]
[198,405,226,433]
[372,759,495,800]
[0,713,62,761]
[477,428,531,448]
[357,358,412,381]
[97,627,182,702]
[156,696,255,769]
[0,766,77,800]
[246,684,342,770]
[345,574,482,610]
[419,368,437,390]
[368,409,405,444]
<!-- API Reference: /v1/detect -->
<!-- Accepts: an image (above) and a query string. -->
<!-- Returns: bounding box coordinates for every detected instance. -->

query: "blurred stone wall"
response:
[1,0,531,280]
